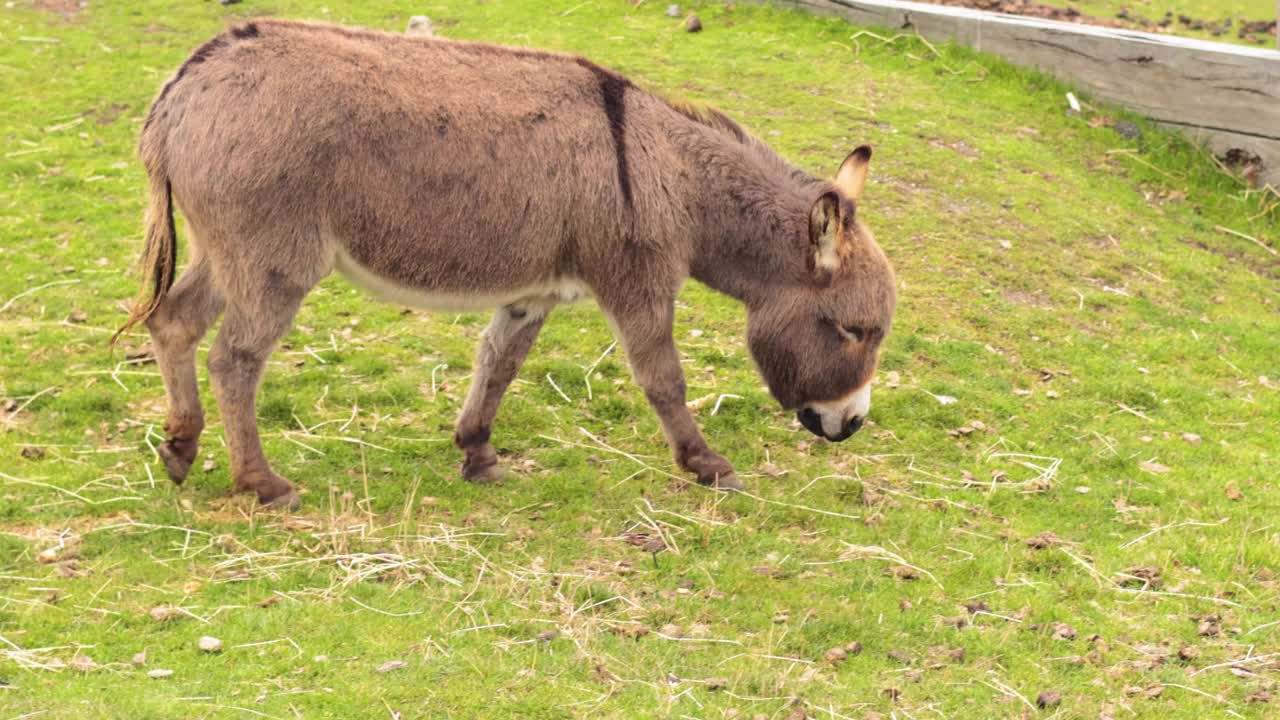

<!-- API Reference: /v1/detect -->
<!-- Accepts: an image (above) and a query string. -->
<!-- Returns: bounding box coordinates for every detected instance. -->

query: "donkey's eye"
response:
[840,325,866,342]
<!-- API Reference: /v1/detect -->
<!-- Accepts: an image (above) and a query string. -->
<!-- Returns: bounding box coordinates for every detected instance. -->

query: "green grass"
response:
[2,1,1278,718]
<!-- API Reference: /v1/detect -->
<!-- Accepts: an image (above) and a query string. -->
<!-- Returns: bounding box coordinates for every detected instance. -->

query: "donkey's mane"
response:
[664,99,751,145]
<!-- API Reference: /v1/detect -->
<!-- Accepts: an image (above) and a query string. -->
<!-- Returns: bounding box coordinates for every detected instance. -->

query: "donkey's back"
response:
[142,20,662,306]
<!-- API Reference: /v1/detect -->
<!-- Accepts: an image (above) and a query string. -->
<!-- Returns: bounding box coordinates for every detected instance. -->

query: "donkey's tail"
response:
[110,158,177,347]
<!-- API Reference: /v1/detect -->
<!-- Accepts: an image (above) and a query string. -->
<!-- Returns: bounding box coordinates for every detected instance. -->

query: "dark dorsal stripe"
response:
[146,25,260,130]
[576,59,633,209]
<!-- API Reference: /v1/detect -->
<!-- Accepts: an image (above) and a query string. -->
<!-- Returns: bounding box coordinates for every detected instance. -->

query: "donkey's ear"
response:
[809,191,842,272]
[834,145,872,201]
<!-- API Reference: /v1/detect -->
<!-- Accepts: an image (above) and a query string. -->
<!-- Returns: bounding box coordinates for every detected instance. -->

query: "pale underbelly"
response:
[333,248,589,312]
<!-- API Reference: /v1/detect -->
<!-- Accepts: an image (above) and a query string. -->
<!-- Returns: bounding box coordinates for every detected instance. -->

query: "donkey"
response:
[115,20,897,508]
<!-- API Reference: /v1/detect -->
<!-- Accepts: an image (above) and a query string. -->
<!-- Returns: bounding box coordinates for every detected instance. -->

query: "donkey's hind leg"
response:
[454,299,554,482]
[146,258,225,485]
[206,267,317,508]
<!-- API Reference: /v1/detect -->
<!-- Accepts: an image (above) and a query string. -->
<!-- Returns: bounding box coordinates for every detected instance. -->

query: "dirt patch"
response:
[918,1,1278,44]
[917,0,1123,27]
[34,0,82,20]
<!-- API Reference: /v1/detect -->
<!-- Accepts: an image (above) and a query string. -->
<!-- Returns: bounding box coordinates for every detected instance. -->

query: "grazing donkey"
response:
[116,20,897,508]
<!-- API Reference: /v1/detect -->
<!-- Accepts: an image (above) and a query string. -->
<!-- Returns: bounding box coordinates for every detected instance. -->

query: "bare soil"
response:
[917,0,1278,44]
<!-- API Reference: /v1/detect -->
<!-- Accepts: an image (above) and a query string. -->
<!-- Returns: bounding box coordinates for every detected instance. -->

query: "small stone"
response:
[20,446,46,460]
[845,641,863,655]
[1052,623,1077,640]
[610,623,649,639]
[1246,690,1272,703]
[1181,432,1202,445]
[824,646,848,664]
[887,565,918,580]
[1225,482,1243,501]
[685,15,702,32]
[149,606,181,622]
[535,629,559,643]
[665,4,681,17]
[37,547,66,564]
[1177,646,1199,661]
[132,651,147,666]
[1138,459,1172,474]
[202,459,215,472]
[67,309,88,323]
[406,15,434,36]
[198,636,223,653]
[70,655,97,672]
[705,677,728,690]
[148,668,174,679]
[377,660,408,673]
[886,649,912,664]
[658,623,683,638]
[1036,690,1062,708]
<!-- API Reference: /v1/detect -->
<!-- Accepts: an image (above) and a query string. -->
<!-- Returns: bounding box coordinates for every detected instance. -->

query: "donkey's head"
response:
[747,146,896,441]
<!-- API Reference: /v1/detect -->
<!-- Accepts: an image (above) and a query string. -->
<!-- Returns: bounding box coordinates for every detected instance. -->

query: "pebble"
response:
[406,16,434,37]
[665,4,681,17]
[685,15,702,33]
[198,636,223,653]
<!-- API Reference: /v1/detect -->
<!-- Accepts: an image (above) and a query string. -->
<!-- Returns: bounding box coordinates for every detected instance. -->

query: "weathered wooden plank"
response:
[760,0,1280,186]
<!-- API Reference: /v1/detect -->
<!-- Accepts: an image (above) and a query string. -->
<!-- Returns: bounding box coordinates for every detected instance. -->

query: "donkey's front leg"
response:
[454,301,553,482]
[606,304,744,491]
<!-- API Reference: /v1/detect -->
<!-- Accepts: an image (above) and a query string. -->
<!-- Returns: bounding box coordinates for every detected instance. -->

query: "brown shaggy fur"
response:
[117,20,896,506]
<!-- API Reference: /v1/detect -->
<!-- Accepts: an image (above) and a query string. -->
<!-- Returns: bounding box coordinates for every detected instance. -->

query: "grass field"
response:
[2,0,1278,718]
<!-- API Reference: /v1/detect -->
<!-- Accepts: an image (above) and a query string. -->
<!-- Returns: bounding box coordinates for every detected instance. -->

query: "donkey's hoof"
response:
[157,440,197,485]
[235,469,298,509]
[704,471,745,492]
[462,461,506,484]
[260,489,301,511]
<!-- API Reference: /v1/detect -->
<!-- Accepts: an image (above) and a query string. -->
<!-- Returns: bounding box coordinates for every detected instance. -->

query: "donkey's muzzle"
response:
[797,408,863,442]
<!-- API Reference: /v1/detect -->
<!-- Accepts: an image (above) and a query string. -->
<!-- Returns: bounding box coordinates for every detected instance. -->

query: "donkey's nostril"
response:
[846,415,865,435]
[797,408,825,438]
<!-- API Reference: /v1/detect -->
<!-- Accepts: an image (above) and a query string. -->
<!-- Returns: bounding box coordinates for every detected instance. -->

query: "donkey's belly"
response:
[334,249,589,312]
